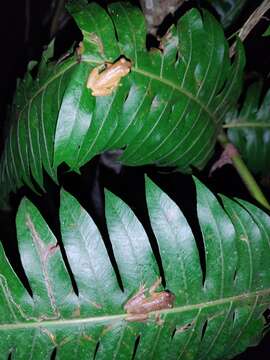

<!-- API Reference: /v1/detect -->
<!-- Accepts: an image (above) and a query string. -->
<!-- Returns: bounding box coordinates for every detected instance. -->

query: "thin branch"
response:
[218,132,270,211]
[230,0,270,57]
[24,0,30,43]
[50,0,66,39]
[223,122,270,129]
[220,1,270,210]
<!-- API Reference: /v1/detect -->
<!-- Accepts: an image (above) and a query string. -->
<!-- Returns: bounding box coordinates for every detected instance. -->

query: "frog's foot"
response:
[155,314,164,326]
[92,88,115,96]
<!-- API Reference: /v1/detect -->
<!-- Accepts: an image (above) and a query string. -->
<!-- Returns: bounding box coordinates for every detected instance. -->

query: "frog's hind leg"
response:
[87,67,100,89]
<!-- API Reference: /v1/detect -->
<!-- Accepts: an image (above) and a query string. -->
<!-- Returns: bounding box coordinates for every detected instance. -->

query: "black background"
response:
[0,1,269,359]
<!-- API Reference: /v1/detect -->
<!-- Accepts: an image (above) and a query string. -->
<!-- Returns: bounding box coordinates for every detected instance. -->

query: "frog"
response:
[124,277,176,322]
[87,57,131,96]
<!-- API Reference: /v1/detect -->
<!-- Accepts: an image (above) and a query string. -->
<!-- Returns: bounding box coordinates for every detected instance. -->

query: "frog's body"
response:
[87,57,131,96]
[124,277,175,322]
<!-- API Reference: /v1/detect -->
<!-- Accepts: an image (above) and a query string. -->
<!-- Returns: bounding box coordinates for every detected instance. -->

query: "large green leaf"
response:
[0,177,270,359]
[225,82,270,175]
[0,1,245,198]
[206,0,248,28]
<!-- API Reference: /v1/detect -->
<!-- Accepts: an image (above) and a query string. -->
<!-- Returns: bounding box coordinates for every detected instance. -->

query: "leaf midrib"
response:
[80,34,218,126]
[18,54,218,130]
[82,56,219,126]
[132,67,217,125]
[1,287,269,331]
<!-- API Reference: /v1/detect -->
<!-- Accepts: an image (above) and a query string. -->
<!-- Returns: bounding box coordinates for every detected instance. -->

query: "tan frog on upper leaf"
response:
[87,57,131,96]
[124,277,176,322]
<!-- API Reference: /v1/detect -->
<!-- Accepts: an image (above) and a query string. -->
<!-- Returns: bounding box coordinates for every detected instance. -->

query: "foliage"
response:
[0,177,270,359]
[0,1,245,199]
[226,82,270,175]
[0,1,270,358]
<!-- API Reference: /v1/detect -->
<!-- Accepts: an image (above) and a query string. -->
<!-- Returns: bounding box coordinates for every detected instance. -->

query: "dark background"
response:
[0,1,269,359]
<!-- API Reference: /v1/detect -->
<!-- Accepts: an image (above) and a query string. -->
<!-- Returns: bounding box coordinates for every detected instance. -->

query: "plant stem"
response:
[218,132,270,211]
[223,122,270,129]
[224,1,270,210]
[230,0,270,57]
[50,0,66,39]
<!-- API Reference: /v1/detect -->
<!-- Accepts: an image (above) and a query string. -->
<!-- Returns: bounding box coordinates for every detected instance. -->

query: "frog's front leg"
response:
[149,277,162,295]
[133,283,146,298]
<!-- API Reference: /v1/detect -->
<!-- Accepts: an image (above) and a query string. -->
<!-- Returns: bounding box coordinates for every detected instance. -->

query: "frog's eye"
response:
[165,290,176,300]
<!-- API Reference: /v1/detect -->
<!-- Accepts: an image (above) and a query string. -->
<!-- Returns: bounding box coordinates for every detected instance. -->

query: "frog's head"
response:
[163,290,176,308]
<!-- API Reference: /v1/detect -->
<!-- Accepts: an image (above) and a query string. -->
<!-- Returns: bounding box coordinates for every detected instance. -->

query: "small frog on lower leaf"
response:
[124,277,176,322]
[87,57,131,96]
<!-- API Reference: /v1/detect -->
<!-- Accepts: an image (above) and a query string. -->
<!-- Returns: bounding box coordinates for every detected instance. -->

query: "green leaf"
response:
[0,2,245,199]
[206,0,248,28]
[225,81,270,175]
[1,177,270,359]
